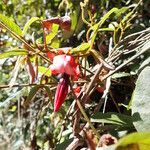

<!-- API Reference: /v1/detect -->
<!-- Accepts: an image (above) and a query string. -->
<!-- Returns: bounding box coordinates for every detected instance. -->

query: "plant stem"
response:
[76,99,101,139]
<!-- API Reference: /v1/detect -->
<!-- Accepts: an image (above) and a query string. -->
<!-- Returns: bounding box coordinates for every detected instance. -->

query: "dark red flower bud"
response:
[54,74,69,112]
[42,16,71,31]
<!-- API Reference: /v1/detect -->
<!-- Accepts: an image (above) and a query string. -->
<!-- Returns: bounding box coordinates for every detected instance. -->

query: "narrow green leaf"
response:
[89,8,118,45]
[24,85,41,107]
[38,66,51,76]
[71,10,78,31]
[99,8,119,27]
[0,13,22,36]
[91,8,119,31]
[114,7,129,18]
[71,43,90,54]
[22,17,40,36]
[91,112,134,127]
[0,49,28,59]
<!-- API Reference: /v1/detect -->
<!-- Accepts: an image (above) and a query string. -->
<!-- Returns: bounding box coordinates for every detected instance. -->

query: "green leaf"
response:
[38,66,51,76]
[24,85,41,107]
[117,132,150,150]
[46,24,59,44]
[0,13,22,36]
[132,66,150,132]
[0,49,28,59]
[103,132,150,150]
[98,7,119,27]
[89,8,118,45]
[50,38,60,48]
[71,43,90,54]
[22,17,40,36]
[71,10,78,31]
[90,8,118,31]
[114,7,129,18]
[91,112,134,127]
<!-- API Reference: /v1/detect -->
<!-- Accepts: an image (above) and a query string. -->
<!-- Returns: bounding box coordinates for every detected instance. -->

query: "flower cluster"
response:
[48,50,80,112]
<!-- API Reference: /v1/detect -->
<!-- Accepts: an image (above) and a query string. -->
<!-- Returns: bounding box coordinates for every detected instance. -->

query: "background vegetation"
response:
[0,0,150,149]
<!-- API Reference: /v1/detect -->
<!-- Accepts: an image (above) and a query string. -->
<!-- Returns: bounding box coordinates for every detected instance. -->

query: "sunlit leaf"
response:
[22,17,40,36]
[89,8,118,44]
[103,133,150,150]
[50,38,60,48]
[71,43,90,54]
[116,132,150,150]
[0,13,22,36]
[114,7,130,18]
[46,24,59,44]
[0,49,28,59]
[38,66,51,76]
[71,10,78,31]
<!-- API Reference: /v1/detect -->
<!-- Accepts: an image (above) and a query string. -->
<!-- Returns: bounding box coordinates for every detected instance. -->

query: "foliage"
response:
[0,0,150,150]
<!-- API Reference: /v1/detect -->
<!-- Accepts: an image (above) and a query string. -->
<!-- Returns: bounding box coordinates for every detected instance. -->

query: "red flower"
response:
[50,54,80,77]
[48,52,80,112]
[54,74,69,112]
[47,47,72,61]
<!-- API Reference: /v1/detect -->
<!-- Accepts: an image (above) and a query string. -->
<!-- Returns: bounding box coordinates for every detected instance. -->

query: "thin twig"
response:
[69,80,101,139]
[102,40,150,81]
[0,83,56,89]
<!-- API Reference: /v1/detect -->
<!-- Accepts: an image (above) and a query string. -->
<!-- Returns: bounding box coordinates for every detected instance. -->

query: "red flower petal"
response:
[54,74,69,112]
[50,54,80,77]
